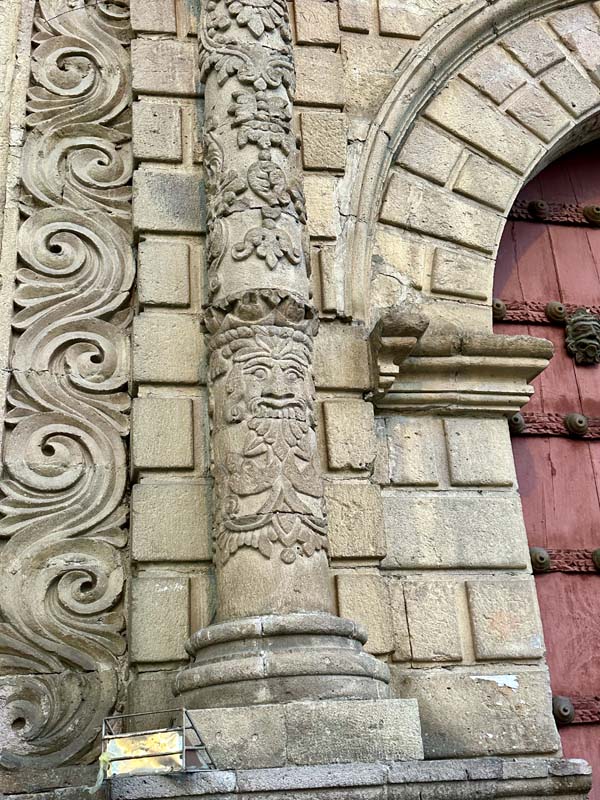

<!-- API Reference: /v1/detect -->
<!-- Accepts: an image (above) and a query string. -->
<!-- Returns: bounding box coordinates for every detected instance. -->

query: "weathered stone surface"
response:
[404,581,462,662]
[130,576,189,662]
[444,418,516,487]
[294,0,340,45]
[430,247,492,301]
[131,482,212,562]
[138,238,191,308]
[295,47,345,106]
[507,85,571,143]
[549,5,600,72]
[304,174,338,239]
[386,416,441,486]
[339,0,371,32]
[133,312,202,384]
[461,46,526,104]
[381,171,503,254]
[397,121,463,186]
[325,481,386,558]
[133,169,205,233]
[388,580,411,662]
[424,81,542,173]
[392,667,561,758]
[130,0,177,32]
[301,111,347,171]
[131,39,198,96]
[336,572,393,654]
[132,397,195,471]
[467,578,545,660]
[377,0,460,38]
[133,101,182,162]
[324,400,377,471]
[285,699,423,764]
[453,153,519,212]
[541,61,600,117]
[341,35,410,115]
[382,491,530,569]
[314,323,371,390]
[501,21,565,76]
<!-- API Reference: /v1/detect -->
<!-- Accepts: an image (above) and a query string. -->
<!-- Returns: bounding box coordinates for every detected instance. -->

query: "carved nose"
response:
[264,367,294,398]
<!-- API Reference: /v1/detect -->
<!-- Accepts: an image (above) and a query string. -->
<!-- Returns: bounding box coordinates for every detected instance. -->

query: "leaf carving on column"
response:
[0,0,132,770]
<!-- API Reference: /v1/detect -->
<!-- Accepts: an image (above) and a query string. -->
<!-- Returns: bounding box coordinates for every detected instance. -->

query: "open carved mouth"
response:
[255,399,305,419]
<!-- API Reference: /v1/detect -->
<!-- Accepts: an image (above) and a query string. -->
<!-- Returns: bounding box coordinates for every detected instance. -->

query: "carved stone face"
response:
[218,329,314,425]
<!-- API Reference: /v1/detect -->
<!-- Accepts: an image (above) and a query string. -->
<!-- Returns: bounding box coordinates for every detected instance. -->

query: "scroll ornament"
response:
[0,0,132,769]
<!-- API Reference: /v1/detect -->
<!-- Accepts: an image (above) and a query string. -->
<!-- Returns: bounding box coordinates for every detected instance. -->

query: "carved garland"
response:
[0,0,132,769]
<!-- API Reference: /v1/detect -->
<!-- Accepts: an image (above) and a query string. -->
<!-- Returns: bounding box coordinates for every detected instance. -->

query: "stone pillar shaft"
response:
[175,0,389,707]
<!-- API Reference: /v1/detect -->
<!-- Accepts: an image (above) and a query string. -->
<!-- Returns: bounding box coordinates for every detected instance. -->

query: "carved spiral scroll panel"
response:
[0,0,132,769]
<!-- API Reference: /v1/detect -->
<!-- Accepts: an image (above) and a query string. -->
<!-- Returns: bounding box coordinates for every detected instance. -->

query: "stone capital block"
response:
[323,400,377,471]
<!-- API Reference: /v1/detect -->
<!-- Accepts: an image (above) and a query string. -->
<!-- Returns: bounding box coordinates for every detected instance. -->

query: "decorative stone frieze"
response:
[175,0,390,708]
[0,0,132,768]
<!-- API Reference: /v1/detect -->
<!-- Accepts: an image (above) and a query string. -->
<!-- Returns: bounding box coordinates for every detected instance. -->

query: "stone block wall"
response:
[128,0,213,716]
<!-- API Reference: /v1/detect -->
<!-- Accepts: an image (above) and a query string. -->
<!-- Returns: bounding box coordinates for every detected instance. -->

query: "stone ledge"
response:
[107,758,591,800]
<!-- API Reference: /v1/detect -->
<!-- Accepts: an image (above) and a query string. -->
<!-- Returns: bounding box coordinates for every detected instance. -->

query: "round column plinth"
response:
[174,612,390,708]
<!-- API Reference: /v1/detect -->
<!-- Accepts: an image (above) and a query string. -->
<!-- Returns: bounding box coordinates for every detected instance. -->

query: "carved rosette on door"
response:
[174,0,389,707]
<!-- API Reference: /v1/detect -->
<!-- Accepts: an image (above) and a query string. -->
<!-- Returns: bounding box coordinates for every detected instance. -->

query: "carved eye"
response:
[250,367,268,380]
[285,368,301,381]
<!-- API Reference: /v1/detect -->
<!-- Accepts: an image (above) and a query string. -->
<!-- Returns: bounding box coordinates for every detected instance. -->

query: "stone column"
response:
[175,0,389,707]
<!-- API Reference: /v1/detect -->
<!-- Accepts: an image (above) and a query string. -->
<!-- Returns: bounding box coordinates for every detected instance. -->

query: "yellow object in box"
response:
[105,730,183,777]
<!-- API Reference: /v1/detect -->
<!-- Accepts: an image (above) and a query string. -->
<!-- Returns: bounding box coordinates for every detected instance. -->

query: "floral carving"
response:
[232,220,301,269]
[0,0,132,769]
[206,0,290,41]
[228,90,292,153]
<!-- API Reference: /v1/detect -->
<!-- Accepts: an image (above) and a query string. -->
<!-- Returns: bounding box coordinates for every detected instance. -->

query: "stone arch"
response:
[348,0,600,328]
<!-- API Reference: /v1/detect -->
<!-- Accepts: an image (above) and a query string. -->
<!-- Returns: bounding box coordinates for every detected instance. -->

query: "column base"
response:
[174,612,390,708]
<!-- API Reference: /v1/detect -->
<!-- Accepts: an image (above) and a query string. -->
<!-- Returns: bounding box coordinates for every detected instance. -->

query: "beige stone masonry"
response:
[336,572,394,655]
[137,238,192,308]
[132,101,183,162]
[501,22,565,76]
[132,397,196,471]
[323,399,377,471]
[295,47,345,106]
[325,481,386,559]
[301,111,347,171]
[403,581,463,663]
[293,0,340,45]
[130,575,190,663]
[131,39,199,96]
[130,0,177,33]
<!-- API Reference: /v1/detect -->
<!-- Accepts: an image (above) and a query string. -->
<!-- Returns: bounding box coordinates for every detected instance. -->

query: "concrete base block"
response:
[188,698,423,770]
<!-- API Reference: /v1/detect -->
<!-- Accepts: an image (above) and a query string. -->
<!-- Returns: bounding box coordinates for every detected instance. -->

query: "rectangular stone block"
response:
[377,0,460,38]
[396,120,463,186]
[336,572,393,654]
[404,581,462,662]
[388,580,411,662]
[133,101,182,162]
[444,417,516,487]
[131,39,198,97]
[304,174,338,239]
[133,312,202,385]
[294,0,340,45]
[382,491,530,569]
[324,481,385,559]
[339,0,371,32]
[549,6,600,72]
[391,666,560,758]
[132,397,195,471]
[133,169,205,234]
[189,571,216,632]
[130,0,177,32]
[453,153,519,212]
[541,61,600,117]
[507,85,571,143]
[285,699,423,764]
[127,671,181,731]
[381,170,502,255]
[424,80,542,173]
[138,238,191,308]
[131,482,211,562]
[130,576,189,662]
[189,705,286,770]
[301,112,346,171]
[314,323,371,390]
[501,21,565,76]
[374,226,428,291]
[467,577,544,660]
[386,416,441,486]
[430,247,492,301]
[295,47,345,107]
[323,400,376,471]
[460,46,526,104]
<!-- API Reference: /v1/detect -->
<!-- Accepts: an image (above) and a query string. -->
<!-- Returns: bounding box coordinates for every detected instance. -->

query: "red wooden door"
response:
[494,141,600,797]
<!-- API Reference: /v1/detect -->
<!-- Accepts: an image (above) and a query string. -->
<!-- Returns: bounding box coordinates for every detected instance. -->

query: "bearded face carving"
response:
[210,325,326,565]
